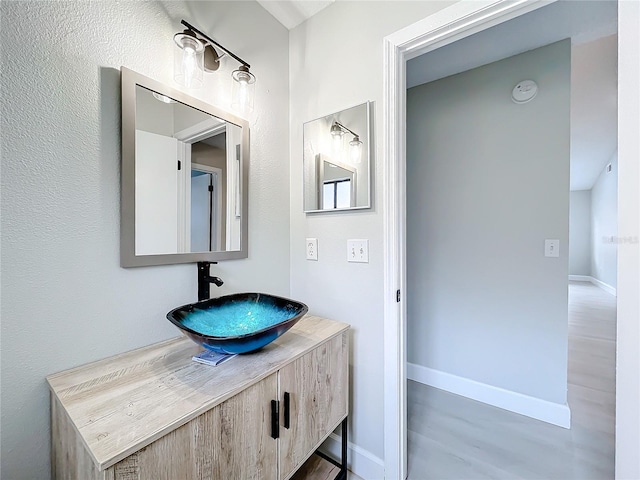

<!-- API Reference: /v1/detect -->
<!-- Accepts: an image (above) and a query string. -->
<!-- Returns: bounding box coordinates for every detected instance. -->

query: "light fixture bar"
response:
[181,20,250,69]
[333,121,359,138]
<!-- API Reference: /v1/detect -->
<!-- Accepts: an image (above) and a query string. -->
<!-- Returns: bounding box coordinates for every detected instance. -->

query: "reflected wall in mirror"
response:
[303,102,372,212]
[121,67,249,267]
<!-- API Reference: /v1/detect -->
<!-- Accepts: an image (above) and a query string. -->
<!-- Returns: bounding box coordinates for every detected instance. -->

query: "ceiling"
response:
[407,1,618,191]
[256,0,334,30]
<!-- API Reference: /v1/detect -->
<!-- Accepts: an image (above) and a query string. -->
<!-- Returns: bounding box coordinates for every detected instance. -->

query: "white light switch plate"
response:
[347,239,369,263]
[545,239,560,258]
[306,238,318,261]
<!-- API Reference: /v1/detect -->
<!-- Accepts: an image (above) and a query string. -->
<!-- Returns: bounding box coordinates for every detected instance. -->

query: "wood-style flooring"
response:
[291,454,340,480]
[291,453,364,480]
[407,281,616,479]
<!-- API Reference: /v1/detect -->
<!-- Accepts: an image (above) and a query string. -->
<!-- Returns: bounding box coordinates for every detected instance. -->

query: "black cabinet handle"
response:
[271,400,279,439]
[284,392,290,429]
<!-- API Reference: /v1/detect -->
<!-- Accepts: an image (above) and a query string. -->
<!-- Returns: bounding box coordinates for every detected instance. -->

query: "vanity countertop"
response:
[47,315,349,471]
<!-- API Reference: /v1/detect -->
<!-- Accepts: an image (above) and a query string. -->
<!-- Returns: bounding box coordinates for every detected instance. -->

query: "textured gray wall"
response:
[288,1,456,471]
[0,2,289,477]
[406,41,571,404]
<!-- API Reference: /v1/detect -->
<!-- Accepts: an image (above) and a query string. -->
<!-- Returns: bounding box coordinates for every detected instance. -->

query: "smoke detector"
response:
[511,80,538,104]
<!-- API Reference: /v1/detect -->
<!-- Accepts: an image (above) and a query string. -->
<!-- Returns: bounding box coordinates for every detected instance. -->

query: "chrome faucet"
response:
[197,261,223,302]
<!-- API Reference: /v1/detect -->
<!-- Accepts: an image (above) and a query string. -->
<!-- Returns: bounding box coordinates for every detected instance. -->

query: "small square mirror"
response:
[303,102,372,213]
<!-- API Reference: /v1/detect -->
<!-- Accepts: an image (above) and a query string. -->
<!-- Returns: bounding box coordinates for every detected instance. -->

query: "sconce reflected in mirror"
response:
[303,102,372,213]
[330,121,363,165]
[173,20,256,113]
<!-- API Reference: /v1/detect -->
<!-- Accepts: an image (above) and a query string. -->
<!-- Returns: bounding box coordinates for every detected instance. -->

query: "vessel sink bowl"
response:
[166,293,309,354]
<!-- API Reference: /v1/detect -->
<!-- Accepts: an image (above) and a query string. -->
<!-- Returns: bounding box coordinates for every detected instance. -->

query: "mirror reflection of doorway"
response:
[323,178,351,209]
[318,156,357,210]
[191,164,222,252]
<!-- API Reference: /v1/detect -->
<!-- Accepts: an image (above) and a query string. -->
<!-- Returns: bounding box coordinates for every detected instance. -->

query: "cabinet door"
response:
[278,332,349,480]
[111,373,278,480]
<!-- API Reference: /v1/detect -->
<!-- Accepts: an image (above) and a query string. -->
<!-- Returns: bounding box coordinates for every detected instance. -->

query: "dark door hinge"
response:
[177,160,182,171]
[396,289,401,302]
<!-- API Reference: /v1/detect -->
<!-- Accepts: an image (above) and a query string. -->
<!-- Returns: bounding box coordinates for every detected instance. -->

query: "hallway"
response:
[407,281,616,479]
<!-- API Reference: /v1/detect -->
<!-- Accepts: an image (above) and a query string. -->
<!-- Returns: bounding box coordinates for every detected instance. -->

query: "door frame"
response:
[382,1,639,478]
[191,163,224,251]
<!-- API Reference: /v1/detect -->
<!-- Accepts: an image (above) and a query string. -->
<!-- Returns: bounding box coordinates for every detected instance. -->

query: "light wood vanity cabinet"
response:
[111,375,279,480]
[48,316,349,480]
[279,334,347,480]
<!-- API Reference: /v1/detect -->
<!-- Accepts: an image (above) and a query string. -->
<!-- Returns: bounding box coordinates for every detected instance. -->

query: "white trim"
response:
[569,274,591,282]
[569,275,617,296]
[382,24,406,480]
[616,3,640,476]
[383,1,555,478]
[173,117,226,143]
[408,363,571,428]
[590,276,617,297]
[320,435,385,480]
[177,142,190,253]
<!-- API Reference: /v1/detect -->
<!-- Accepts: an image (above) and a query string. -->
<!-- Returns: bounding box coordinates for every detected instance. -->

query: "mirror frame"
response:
[303,101,372,213]
[120,67,249,267]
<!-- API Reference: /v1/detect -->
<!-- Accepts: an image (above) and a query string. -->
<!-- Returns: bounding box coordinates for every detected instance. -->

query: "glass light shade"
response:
[174,34,204,89]
[232,66,256,113]
[349,137,363,164]
[332,133,344,159]
[330,123,344,138]
[330,123,345,160]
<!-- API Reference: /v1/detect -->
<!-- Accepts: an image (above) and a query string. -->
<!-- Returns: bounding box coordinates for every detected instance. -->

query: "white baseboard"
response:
[569,274,591,282]
[407,363,571,429]
[568,275,617,296]
[319,433,385,480]
[589,276,617,296]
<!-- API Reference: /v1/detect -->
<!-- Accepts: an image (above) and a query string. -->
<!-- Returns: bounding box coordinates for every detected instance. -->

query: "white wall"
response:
[616,4,640,477]
[289,1,456,475]
[569,190,592,276]
[406,41,571,406]
[591,150,618,289]
[0,1,289,477]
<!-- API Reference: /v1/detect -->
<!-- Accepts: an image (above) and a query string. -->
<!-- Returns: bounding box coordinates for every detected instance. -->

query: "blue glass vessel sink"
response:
[166,293,309,354]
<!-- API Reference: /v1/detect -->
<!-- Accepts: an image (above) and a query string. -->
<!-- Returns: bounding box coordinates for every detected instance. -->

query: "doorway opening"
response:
[191,164,223,252]
[381,1,636,478]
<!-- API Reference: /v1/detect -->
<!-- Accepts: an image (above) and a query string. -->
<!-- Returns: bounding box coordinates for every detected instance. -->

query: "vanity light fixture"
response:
[174,20,256,112]
[330,121,363,164]
[173,31,205,89]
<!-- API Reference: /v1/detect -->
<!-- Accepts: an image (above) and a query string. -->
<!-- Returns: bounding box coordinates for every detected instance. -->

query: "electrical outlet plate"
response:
[306,238,318,261]
[347,239,369,263]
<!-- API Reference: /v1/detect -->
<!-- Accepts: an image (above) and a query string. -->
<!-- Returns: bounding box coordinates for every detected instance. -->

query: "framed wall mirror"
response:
[121,67,249,267]
[303,102,372,213]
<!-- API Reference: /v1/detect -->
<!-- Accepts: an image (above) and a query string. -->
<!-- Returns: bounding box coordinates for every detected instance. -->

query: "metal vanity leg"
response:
[339,417,348,479]
[316,416,348,479]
